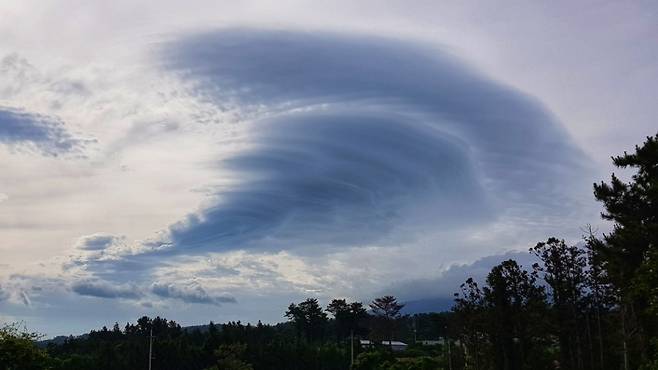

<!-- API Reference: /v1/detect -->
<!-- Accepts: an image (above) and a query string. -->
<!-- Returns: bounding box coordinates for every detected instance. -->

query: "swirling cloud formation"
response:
[159,29,588,254]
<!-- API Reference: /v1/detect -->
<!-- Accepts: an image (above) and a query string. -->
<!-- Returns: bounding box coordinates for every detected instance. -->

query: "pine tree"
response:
[593,133,658,366]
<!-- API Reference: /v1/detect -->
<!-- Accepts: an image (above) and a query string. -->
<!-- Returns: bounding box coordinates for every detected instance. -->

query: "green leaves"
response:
[0,323,51,370]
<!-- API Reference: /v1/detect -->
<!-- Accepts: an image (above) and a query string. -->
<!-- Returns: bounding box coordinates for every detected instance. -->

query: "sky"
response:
[0,0,657,337]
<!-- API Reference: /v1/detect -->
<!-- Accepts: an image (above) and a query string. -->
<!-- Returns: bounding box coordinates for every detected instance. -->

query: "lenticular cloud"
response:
[159,29,590,254]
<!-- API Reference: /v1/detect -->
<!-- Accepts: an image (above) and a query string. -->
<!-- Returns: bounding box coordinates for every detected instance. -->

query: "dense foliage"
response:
[1,133,656,369]
[1,310,454,370]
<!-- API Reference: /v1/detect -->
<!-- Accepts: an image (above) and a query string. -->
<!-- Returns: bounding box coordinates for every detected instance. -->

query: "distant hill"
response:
[36,334,88,348]
[182,323,213,333]
[36,324,216,346]
[401,297,454,315]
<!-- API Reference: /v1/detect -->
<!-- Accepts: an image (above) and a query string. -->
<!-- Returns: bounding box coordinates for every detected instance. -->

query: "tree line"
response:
[1,133,657,369]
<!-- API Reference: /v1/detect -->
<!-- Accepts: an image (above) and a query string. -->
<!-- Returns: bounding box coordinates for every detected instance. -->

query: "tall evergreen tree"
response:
[285,298,328,344]
[326,299,368,341]
[369,296,404,347]
[592,133,658,366]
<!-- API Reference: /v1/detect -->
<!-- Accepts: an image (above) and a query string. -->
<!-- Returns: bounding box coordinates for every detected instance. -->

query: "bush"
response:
[0,323,52,370]
[353,350,393,370]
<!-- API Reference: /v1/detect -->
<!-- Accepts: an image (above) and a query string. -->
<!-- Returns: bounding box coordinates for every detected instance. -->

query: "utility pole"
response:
[412,316,417,344]
[148,326,154,370]
[447,338,453,370]
[350,329,354,369]
[445,325,452,370]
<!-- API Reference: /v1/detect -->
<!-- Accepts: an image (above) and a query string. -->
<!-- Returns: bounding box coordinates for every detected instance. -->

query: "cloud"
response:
[22,29,593,331]
[19,291,31,307]
[74,233,126,251]
[0,107,87,156]
[385,250,539,302]
[151,281,236,305]
[169,110,490,252]
[71,279,141,299]
[157,29,590,255]
[0,285,8,302]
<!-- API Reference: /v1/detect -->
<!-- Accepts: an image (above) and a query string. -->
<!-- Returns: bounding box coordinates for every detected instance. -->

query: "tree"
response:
[136,316,151,335]
[453,278,487,370]
[326,299,368,341]
[592,133,658,366]
[204,344,253,370]
[369,296,405,347]
[583,230,617,370]
[285,298,328,343]
[111,322,121,336]
[531,238,588,370]
[327,299,350,341]
[483,259,549,370]
[352,350,395,370]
